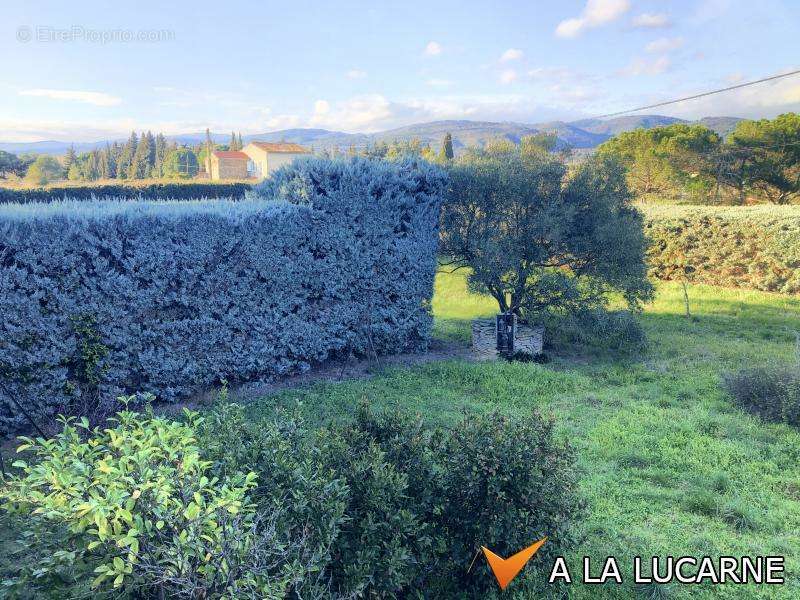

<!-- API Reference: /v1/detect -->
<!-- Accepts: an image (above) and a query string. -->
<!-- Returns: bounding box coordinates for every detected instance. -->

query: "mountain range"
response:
[0,115,745,156]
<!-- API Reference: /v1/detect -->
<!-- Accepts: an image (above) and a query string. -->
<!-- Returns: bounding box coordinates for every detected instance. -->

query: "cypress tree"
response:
[230,131,238,151]
[98,144,110,179]
[63,145,77,171]
[129,131,151,179]
[237,132,244,150]
[440,132,454,160]
[108,141,120,178]
[145,131,157,175]
[154,133,168,178]
[117,132,137,179]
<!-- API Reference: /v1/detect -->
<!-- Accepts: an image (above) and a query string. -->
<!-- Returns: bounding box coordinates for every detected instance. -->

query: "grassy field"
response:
[246,272,800,599]
[2,273,799,598]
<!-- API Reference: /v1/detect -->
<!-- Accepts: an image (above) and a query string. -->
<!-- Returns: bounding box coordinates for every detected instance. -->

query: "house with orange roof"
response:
[207,141,311,180]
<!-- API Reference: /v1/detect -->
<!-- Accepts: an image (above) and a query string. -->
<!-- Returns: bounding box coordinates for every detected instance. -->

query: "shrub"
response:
[0,405,308,598]
[197,399,352,598]
[722,365,800,426]
[0,182,251,204]
[644,205,800,294]
[329,405,583,596]
[198,400,583,597]
[432,410,583,595]
[544,308,648,354]
[440,146,653,322]
[0,158,443,433]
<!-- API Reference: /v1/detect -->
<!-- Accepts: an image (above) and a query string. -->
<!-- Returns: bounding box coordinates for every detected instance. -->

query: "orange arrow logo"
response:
[481,537,548,590]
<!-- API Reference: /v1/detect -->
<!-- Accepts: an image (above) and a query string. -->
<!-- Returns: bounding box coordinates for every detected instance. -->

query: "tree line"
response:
[597,113,800,204]
[1,130,247,186]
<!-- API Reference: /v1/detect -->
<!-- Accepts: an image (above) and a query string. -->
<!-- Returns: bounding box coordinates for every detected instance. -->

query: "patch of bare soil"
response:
[168,338,473,414]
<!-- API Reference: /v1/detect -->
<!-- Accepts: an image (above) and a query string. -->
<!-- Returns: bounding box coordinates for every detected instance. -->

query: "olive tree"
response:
[440,147,653,319]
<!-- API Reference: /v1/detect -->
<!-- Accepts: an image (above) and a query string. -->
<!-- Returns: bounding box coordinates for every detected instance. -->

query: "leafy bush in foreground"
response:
[1,397,581,597]
[198,400,583,598]
[0,405,307,598]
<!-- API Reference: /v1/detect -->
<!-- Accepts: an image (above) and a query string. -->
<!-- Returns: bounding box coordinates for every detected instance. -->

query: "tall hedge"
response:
[0,157,445,432]
[0,182,251,204]
[644,205,800,294]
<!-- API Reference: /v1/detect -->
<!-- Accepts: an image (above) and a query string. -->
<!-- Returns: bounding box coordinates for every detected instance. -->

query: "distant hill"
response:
[572,115,685,136]
[526,121,610,148]
[696,116,744,138]
[0,114,751,155]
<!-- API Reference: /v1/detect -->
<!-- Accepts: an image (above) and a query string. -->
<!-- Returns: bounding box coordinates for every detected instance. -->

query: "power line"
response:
[590,69,800,120]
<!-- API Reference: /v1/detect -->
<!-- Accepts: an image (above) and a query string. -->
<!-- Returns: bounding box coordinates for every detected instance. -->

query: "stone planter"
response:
[471,317,544,360]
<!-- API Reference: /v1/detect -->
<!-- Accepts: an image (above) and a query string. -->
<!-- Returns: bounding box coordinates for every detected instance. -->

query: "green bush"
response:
[198,398,431,597]
[433,409,582,595]
[0,181,251,203]
[196,397,353,598]
[3,398,582,597]
[198,399,583,597]
[544,308,648,354]
[643,205,800,294]
[0,403,311,598]
[326,405,584,596]
[722,365,800,426]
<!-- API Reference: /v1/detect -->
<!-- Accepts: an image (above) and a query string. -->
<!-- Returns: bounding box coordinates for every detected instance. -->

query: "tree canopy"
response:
[597,124,720,201]
[25,155,64,185]
[440,146,653,318]
[597,113,800,204]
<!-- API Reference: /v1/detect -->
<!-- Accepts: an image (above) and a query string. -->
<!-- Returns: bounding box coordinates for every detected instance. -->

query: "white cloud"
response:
[423,41,442,56]
[500,69,518,84]
[555,0,630,38]
[262,114,302,130]
[18,88,122,106]
[645,37,684,53]
[620,55,671,76]
[309,94,393,131]
[631,13,671,28]
[346,69,367,79]
[500,48,523,62]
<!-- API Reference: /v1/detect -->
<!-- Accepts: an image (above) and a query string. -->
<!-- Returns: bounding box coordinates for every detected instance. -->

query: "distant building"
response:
[207,142,311,180]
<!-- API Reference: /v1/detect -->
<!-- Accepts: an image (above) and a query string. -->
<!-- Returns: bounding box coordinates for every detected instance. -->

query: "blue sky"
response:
[1,0,799,141]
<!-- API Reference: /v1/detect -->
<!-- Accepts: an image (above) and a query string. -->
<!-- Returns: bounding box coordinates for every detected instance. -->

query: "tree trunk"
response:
[682,280,690,318]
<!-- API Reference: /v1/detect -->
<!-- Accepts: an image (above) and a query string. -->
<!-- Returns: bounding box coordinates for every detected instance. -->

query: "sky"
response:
[1,0,799,142]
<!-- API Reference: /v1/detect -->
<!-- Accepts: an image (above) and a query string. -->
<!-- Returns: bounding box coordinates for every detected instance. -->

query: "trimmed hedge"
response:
[644,205,800,294]
[0,182,252,204]
[0,157,445,432]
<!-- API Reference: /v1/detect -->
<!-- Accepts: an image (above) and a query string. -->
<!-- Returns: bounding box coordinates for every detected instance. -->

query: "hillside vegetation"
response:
[643,204,800,294]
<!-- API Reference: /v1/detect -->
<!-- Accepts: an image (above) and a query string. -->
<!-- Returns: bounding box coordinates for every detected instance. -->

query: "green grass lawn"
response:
[248,272,800,599]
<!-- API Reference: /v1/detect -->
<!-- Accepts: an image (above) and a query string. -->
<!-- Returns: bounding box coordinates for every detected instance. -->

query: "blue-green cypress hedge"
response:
[0,157,445,432]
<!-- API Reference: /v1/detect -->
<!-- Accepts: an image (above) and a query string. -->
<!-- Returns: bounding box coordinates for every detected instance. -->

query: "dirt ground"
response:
[165,338,474,414]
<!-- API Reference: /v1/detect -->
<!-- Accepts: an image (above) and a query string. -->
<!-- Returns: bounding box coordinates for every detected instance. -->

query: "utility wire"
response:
[590,69,800,120]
